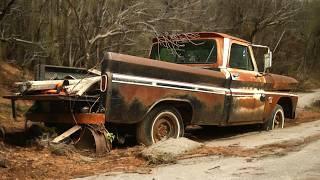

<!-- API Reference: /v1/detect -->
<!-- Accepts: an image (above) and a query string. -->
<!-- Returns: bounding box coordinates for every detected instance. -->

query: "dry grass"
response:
[0,62,33,133]
[0,142,149,179]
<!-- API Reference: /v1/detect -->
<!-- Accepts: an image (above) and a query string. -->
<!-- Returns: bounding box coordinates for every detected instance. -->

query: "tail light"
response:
[100,74,108,92]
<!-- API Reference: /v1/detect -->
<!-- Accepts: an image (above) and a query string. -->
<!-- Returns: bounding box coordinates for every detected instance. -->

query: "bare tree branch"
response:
[0,0,15,21]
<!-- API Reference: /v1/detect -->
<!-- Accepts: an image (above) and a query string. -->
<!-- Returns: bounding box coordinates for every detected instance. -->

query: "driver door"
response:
[227,43,265,124]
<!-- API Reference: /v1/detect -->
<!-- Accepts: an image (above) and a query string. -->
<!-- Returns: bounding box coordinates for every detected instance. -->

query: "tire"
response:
[136,106,184,146]
[263,104,285,131]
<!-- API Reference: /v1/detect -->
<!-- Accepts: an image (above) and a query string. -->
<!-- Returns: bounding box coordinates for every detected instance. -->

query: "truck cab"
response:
[149,32,268,125]
[148,33,297,121]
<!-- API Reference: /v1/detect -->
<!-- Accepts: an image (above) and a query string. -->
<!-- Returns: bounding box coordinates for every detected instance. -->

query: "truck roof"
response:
[152,32,249,44]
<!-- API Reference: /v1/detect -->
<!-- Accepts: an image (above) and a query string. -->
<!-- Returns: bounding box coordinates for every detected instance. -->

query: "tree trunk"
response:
[0,41,8,61]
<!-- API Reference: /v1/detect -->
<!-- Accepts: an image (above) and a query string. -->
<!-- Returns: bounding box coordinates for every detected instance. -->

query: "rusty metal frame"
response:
[26,113,105,124]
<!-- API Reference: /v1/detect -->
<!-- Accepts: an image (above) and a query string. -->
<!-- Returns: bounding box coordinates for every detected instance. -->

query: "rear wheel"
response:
[136,106,184,146]
[263,104,285,131]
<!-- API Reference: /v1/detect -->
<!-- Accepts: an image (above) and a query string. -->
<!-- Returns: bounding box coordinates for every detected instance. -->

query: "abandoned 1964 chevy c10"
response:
[4,32,298,153]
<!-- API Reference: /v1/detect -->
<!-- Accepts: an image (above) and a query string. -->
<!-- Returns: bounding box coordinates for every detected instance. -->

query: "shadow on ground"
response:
[1,123,264,149]
[185,124,262,143]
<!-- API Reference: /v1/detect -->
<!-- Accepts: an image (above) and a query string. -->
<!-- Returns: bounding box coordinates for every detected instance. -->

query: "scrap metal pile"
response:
[15,76,101,96]
[3,65,112,154]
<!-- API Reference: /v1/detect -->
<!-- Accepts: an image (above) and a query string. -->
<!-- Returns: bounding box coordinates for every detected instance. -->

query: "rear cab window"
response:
[150,40,217,64]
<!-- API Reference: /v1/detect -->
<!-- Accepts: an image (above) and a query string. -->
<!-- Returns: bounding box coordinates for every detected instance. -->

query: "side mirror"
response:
[264,51,272,73]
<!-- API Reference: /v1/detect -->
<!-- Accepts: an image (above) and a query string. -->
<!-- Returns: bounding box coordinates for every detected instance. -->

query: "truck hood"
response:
[265,73,298,91]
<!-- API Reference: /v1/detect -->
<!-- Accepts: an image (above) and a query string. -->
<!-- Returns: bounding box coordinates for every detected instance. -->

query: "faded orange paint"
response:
[26,113,105,124]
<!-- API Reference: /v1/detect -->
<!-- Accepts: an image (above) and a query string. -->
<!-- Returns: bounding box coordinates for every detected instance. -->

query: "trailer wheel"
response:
[136,106,184,146]
[263,104,285,131]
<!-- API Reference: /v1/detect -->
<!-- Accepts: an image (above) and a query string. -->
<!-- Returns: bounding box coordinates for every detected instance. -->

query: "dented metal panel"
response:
[264,73,299,91]
[101,52,228,125]
[108,82,226,125]
[227,68,266,124]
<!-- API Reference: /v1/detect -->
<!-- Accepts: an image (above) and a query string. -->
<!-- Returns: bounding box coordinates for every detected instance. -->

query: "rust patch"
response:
[110,81,226,124]
[265,73,298,91]
[26,113,105,124]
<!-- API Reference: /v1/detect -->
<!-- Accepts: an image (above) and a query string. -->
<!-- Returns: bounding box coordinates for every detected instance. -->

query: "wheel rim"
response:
[273,109,284,129]
[151,112,180,143]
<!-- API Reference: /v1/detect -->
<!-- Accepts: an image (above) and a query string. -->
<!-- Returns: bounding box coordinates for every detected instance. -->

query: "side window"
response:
[229,44,254,71]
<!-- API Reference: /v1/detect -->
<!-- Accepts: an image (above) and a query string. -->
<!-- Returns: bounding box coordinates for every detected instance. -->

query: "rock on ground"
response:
[0,157,8,168]
[141,137,202,164]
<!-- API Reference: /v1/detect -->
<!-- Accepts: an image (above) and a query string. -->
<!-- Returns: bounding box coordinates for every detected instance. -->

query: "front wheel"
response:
[136,106,184,146]
[263,104,285,131]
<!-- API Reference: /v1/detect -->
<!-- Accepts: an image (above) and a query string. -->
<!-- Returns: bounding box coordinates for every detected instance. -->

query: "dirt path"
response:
[204,118,320,148]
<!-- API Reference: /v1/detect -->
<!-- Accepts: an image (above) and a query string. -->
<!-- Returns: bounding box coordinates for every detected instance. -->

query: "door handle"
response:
[232,73,240,78]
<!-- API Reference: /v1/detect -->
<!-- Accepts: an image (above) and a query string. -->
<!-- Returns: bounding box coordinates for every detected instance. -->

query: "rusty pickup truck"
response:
[4,32,298,152]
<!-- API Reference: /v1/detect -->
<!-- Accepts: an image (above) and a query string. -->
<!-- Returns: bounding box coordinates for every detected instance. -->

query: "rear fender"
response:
[143,98,194,125]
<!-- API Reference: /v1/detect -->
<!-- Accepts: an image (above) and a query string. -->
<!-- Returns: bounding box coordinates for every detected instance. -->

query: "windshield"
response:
[150,40,217,64]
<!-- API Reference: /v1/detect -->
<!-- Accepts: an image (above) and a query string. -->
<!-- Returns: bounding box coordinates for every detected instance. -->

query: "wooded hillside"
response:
[0,0,319,87]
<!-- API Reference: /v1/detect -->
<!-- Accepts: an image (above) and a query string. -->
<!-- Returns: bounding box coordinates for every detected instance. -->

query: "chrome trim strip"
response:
[112,73,228,95]
[230,88,297,97]
[265,91,298,97]
[111,73,297,97]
